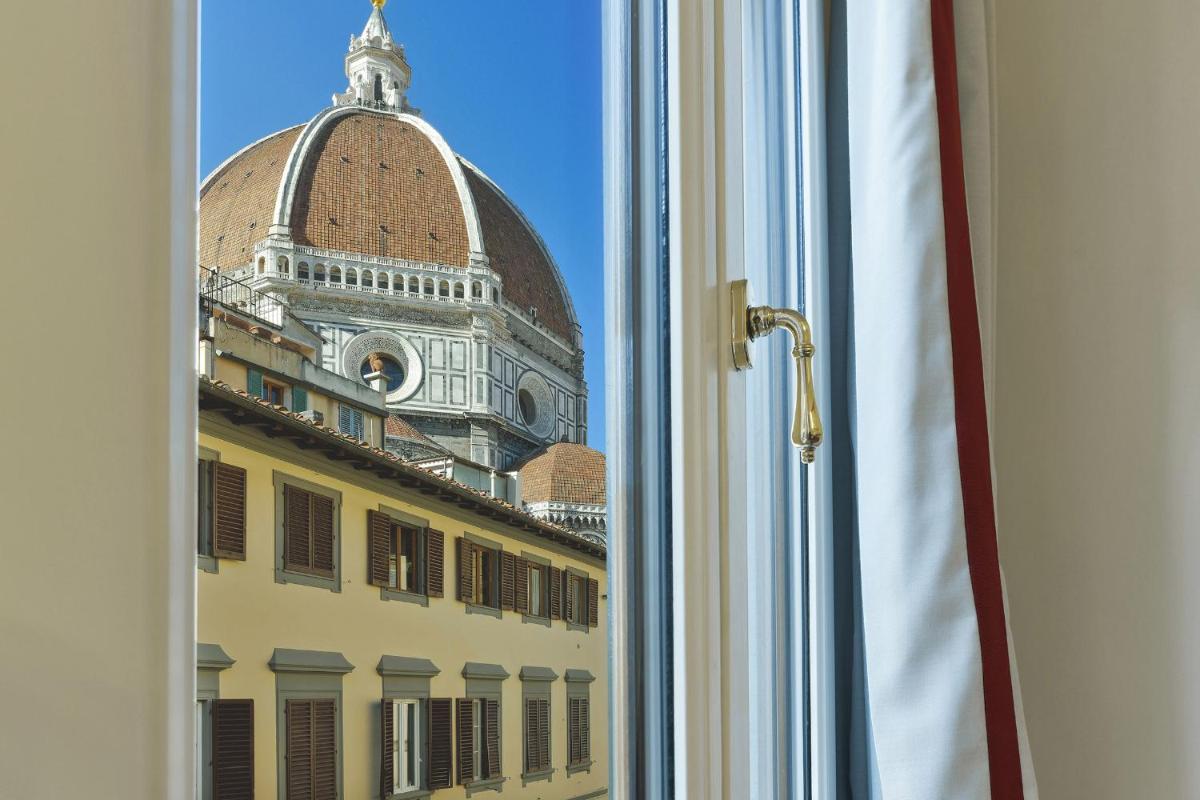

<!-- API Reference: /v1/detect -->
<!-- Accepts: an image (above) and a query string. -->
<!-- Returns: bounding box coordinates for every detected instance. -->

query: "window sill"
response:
[382,587,429,606]
[521,768,555,786]
[521,613,550,628]
[566,621,589,633]
[197,554,218,574]
[275,568,340,593]
[465,776,505,796]
[466,603,502,620]
[566,760,593,776]
[387,789,431,800]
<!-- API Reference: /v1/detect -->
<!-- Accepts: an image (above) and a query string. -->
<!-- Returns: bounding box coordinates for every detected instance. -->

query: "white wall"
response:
[0,1,195,798]
[994,2,1200,796]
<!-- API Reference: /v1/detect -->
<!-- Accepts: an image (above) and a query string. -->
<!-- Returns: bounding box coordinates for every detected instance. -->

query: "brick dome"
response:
[199,107,578,342]
[516,443,607,507]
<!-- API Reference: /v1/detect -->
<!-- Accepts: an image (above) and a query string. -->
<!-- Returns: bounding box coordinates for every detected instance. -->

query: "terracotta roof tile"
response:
[292,113,470,266]
[516,443,606,506]
[385,414,446,450]
[460,161,576,343]
[199,126,304,271]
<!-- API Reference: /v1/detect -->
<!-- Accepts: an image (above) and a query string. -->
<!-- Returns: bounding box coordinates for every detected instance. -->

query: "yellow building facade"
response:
[197,351,607,800]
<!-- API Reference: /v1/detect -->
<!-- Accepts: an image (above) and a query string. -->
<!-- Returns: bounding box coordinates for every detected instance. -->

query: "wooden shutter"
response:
[247,368,263,399]
[500,551,516,611]
[285,699,313,798]
[426,529,445,597]
[456,537,474,603]
[380,700,394,799]
[568,698,581,764]
[588,578,599,627]
[537,698,550,771]
[212,699,254,800]
[284,485,312,571]
[291,386,308,413]
[548,566,562,620]
[212,462,247,560]
[455,698,473,785]
[524,698,537,773]
[311,494,335,576]
[367,511,392,587]
[484,698,500,778]
[579,697,591,761]
[514,558,529,615]
[312,698,337,800]
[428,698,453,789]
[563,572,575,623]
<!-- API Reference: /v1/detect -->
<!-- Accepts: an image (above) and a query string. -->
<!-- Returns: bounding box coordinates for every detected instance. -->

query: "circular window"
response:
[361,353,405,393]
[518,388,538,426]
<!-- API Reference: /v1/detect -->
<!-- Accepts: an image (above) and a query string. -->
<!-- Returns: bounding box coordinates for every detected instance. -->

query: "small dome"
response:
[198,108,579,343]
[516,443,606,506]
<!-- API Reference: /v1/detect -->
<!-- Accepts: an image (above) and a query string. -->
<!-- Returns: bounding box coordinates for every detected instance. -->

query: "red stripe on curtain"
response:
[929,2,1025,797]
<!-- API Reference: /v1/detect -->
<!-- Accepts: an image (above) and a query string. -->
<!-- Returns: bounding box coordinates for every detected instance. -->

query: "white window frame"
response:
[470,698,484,781]
[528,563,544,617]
[392,698,422,793]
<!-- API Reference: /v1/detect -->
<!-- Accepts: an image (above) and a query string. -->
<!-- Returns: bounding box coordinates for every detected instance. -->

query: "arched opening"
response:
[491,287,500,303]
[329,266,342,284]
[257,257,265,274]
[361,353,405,392]
[377,273,390,291]
[277,256,289,274]
[373,73,384,102]
[423,279,434,296]
[297,262,310,280]
[471,281,483,300]
[362,269,374,289]
[346,268,358,287]
[314,263,326,283]
[438,280,450,297]
[453,282,465,300]
[408,276,419,294]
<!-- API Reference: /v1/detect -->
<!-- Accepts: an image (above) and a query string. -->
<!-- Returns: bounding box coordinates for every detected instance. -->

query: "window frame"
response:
[196,446,220,573]
[392,698,423,794]
[262,377,287,407]
[564,567,590,632]
[338,403,366,440]
[519,667,555,785]
[378,505,433,606]
[273,471,342,593]
[269,649,352,800]
[564,669,595,775]
[461,662,508,793]
[462,533,503,617]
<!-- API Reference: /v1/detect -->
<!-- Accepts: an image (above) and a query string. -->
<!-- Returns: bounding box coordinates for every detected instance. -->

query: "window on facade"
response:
[197,457,214,558]
[518,389,537,426]
[391,699,422,793]
[285,698,337,799]
[567,696,591,767]
[338,404,365,440]
[346,269,358,286]
[262,379,286,406]
[298,262,310,280]
[362,270,374,288]
[456,696,500,784]
[457,538,501,609]
[569,576,586,625]
[361,354,404,392]
[282,484,336,578]
[528,562,547,617]
[314,264,326,283]
[329,266,342,284]
[369,512,445,599]
[523,697,551,774]
[453,282,465,299]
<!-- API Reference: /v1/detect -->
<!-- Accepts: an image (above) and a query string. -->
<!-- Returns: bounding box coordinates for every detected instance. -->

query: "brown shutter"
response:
[212,462,247,560]
[500,551,516,611]
[427,698,453,789]
[312,698,337,799]
[380,700,394,799]
[485,698,500,778]
[568,697,580,764]
[538,698,550,771]
[285,699,313,798]
[367,511,392,587]
[588,578,600,627]
[456,698,473,785]
[284,485,312,571]
[212,699,254,800]
[549,566,562,620]
[514,558,529,615]
[579,697,590,762]
[457,537,474,603]
[426,529,445,597]
[524,698,537,773]
[563,572,575,623]
[311,494,335,577]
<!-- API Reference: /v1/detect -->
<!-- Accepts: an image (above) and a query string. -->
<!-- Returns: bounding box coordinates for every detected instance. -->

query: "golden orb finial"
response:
[372,0,386,8]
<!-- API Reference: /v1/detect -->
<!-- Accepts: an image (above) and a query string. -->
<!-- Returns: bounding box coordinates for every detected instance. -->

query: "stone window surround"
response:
[520,551,552,628]
[519,666,557,786]
[564,566,591,633]
[273,470,343,593]
[379,656,440,800]
[463,532,503,620]
[564,669,595,776]
[378,504,433,607]
[462,662,509,796]
[269,648,354,800]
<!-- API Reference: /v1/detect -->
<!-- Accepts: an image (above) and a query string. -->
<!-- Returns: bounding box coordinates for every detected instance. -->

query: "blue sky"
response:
[201,0,606,447]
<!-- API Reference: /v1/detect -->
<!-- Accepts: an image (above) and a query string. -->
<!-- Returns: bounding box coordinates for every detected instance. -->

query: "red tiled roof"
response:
[516,443,606,506]
[385,414,445,451]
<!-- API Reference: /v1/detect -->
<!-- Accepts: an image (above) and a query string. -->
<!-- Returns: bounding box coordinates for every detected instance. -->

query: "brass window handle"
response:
[730,279,824,463]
